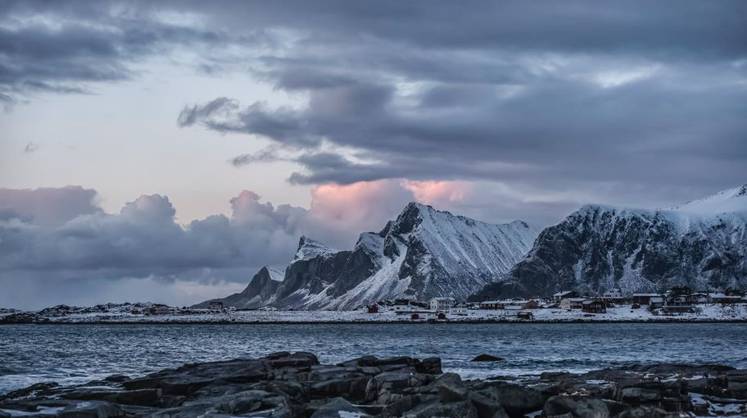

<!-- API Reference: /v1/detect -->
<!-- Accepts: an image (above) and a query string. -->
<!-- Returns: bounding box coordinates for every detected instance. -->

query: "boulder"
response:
[58,400,125,418]
[309,397,369,418]
[543,395,610,418]
[480,382,547,418]
[471,354,504,362]
[403,399,479,418]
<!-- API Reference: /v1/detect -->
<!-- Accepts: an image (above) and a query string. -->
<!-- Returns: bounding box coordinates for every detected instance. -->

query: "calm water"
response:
[1,323,746,394]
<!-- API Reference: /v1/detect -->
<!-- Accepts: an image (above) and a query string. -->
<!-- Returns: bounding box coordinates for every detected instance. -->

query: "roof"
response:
[431,297,455,301]
[553,290,575,297]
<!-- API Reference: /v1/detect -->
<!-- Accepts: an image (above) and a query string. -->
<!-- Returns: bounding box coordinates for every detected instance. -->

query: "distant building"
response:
[208,301,224,311]
[522,299,540,310]
[692,292,709,304]
[709,293,743,304]
[582,300,607,314]
[602,288,625,304]
[430,297,456,312]
[367,304,380,314]
[560,297,585,310]
[632,293,663,305]
[479,300,505,310]
[553,291,578,303]
[517,311,534,320]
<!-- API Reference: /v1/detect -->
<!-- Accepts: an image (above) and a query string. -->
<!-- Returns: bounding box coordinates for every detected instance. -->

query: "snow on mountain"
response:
[293,236,336,261]
[471,185,747,300]
[199,202,538,310]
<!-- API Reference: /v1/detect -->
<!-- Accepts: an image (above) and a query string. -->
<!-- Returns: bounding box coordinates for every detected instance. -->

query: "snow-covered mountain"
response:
[199,202,538,310]
[471,185,747,300]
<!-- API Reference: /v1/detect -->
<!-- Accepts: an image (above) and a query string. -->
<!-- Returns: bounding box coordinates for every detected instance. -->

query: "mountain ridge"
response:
[470,185,747,300]
[197,201,538,310]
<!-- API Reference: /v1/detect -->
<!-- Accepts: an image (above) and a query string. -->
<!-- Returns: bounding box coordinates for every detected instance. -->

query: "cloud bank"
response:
[0,182,492,308]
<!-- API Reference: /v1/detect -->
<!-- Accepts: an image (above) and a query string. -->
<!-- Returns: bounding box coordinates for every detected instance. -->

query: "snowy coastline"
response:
[3,303,747,324]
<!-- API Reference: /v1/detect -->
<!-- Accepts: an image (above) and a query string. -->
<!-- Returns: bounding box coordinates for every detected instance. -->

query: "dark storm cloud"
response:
[5,1,747,211]
[167,1,746,204]
[0,1,232,102]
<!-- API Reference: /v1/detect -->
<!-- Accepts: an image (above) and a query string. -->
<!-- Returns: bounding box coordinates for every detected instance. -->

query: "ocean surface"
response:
[1,323,746,394]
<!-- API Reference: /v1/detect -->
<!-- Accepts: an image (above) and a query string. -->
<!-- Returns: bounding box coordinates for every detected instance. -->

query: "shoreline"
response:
[3,318,747,325]
[2,352,746,417]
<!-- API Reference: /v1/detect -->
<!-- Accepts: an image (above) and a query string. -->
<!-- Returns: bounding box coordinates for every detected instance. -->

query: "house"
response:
[602,288,625,304]
[367,304,379,314]
[709,293,743,304]
[632,293,663,305]
[665,287,695,307]
[560,297,585,310]
[522,299,540,310]
[517,311,534,320]
[553,291,578,304]
[582,300,606,314]
[208,301,224,311]
[147,304,173,315]
[479,300,505,310]
[691,292,709,304]
[430,297,456,312]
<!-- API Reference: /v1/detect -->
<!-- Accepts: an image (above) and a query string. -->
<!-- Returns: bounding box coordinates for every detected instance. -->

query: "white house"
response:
[430,297,456,312]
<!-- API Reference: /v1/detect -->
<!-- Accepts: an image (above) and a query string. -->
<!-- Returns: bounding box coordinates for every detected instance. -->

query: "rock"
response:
[437,375,468,403]
[617,406,669,418]
[269,352,319,369]
[404,399,479,418]
[480,382,547,418]
[103,375,130,383]
[471,354,504,362]
[544,395,610,418]
[727,369,747,396]
[468,391,509,418]
[5,353,743,418]
[58,400,124,418]
[310,397,369,418]
[416,357,442,374]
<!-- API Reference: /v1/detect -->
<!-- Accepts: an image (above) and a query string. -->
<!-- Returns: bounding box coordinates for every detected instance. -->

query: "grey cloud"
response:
[0,184,421,308]
[0,1,233,103]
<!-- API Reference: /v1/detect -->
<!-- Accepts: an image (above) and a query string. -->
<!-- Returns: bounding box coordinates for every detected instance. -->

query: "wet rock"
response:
[543,395,610,418]
[477,381,547,418]
[416,357,442,374]
[471,354,504,362]
[3,354,747,418]
[617,405,669,418]
[58,400,124,418]
[467,391,509,418]
[309,397,369,418]
[404,399,479,418]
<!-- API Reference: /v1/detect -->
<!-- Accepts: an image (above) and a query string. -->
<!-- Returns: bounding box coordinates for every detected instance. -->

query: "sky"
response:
[1,0,746,308]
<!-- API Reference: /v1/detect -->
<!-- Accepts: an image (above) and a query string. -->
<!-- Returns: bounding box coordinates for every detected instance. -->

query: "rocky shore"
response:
[1,353,746,418]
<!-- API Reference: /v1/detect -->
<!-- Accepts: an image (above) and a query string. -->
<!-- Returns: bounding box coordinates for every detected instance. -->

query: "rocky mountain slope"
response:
[200,202,538,310]
[471,185,747,300]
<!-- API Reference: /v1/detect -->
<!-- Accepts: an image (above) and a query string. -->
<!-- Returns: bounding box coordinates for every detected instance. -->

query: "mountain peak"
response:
[294,236,334,261]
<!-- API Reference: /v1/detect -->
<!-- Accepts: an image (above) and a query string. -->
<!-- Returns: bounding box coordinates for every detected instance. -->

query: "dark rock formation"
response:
[1,353,745,417]
[471,354,504,362]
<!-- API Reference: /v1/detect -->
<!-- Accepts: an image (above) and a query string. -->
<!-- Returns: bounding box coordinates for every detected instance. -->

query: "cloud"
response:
[0,183,426,308]
[168,1,746,210]
[0,1,236,104]
[0,186,101,226]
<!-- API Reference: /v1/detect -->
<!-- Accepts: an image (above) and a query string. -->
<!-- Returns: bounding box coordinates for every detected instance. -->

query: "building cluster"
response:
[365,286,746,321]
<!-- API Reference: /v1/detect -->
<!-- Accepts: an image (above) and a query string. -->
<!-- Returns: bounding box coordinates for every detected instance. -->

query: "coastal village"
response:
[2,286,746,323]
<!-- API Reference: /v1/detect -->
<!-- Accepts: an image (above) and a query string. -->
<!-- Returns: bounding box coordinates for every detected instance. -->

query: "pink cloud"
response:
[402,180,472,206]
